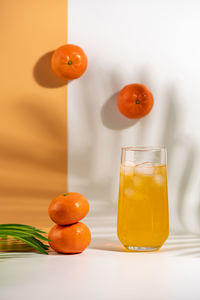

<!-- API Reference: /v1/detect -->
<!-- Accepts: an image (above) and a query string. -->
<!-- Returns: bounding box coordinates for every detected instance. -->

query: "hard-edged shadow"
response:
[89,237,125,252]
[48,251,81,256]
[101,92,139,130]
[33,51,67,88]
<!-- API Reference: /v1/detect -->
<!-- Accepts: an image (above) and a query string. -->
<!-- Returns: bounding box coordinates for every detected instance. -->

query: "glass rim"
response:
[121,146,166,152]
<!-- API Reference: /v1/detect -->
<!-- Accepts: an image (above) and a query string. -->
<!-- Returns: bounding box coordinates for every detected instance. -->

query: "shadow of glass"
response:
[33,51,67,88]
[89,237,125,252]
[101,92,139,130]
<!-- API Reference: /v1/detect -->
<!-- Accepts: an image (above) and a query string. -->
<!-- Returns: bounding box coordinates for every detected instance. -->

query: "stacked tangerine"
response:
[48,193,91,254]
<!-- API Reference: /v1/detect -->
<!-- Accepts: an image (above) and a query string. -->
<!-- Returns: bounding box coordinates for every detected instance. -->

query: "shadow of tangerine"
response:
[101,92,139,130]
[33,51,67,88]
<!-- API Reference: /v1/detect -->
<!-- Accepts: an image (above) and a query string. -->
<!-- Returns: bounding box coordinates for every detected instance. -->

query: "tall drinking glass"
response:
[117,147,169,251]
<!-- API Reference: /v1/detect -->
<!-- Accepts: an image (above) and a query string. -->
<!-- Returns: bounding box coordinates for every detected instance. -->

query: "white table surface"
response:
[1,222,200,300]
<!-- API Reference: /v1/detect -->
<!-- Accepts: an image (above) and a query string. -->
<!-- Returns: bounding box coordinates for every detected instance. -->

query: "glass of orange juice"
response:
[117,147,169,251]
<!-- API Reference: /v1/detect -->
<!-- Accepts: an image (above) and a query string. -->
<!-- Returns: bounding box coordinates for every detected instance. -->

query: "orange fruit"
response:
[48,193,89,225]
[118,83,154,119]
[51,44,88,80]
[48,222,91,254]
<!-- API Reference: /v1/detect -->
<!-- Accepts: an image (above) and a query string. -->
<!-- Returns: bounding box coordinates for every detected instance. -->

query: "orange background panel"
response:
[0,0,68,230]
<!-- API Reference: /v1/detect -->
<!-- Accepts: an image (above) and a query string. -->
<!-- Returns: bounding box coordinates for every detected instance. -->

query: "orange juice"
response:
[117,161,169,250]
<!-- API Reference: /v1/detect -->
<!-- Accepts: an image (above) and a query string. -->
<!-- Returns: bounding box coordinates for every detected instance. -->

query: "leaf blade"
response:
[0,224,45,233]
[0,228,50,241]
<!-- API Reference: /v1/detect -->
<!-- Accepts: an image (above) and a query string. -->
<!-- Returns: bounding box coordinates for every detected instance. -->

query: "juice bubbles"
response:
[117,161,169,251]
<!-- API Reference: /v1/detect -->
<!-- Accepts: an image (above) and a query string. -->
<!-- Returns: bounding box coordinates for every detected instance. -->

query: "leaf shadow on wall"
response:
[68,70,129,215]
[33,51,67,88]
[161,86,199,233]
[196,182,200,230]
[68,74,115,213]
[0,98,67,225]
[69,69,159,217]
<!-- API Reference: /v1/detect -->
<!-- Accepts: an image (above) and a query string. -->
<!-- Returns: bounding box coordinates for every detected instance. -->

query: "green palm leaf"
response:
[0,224,50,254]
[0,224,45,233]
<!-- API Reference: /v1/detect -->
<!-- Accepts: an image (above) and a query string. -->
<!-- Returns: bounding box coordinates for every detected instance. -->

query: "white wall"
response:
[68,0,200,233]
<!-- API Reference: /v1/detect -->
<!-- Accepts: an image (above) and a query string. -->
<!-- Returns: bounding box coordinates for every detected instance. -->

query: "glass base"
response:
[125,246,160,252]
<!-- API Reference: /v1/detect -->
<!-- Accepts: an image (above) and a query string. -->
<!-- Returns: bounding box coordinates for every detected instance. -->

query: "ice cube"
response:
[132,175,143,188]
[154,174,164,185]
[121,160,136,175]
[124,188,135,198]
[134,162,155,176]
[122,161,136,167]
